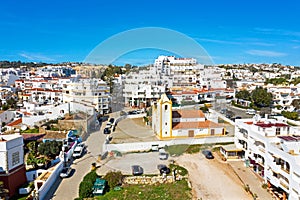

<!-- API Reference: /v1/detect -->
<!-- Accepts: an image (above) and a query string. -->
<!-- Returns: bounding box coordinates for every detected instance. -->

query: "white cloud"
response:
[19,52,55,62]
[246,50,287,57]
[254,27,300,37]
[195,38,242,45]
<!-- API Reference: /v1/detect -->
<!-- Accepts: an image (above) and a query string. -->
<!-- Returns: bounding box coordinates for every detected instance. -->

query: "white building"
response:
[123,56,225,107]
[0,134,27,197]
[234,116,300,199]
[62,78,110,114]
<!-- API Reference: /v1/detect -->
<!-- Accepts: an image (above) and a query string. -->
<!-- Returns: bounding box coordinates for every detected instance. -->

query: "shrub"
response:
[261,183,268,189]
[83,170,98,182]
[281,111,299,120]
[79,181,94,198]
[103,171,123,189]
[169,164,188,176]
[79,170,98,198]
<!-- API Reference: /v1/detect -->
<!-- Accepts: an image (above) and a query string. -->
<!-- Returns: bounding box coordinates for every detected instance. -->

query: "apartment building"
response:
[0,134,27,197]
[62,78,110,114]
[234,116,300,199]
[267,86,300,112]
[123,56,225,107]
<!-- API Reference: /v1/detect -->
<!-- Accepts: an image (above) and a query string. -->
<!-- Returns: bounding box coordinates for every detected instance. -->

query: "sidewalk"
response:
[228,161,273,200]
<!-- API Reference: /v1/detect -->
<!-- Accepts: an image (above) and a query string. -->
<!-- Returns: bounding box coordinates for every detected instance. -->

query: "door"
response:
[188,130,194,137]
[211,129,215,135]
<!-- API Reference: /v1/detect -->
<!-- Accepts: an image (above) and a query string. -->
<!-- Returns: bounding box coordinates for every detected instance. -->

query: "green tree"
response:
[235,90,251,101]
[281,111,299,120]
[27,141,38,154]
[26,153,39,168]
[251,87,273,107]
[79,170,98,198]
[38,140,62,159]
[291,99,300,110]
[103,171,123,189]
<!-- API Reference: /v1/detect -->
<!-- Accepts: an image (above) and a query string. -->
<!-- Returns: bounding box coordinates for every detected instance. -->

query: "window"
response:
[12,152,20,166]
[276,128,280,135]
[165,105,168,110]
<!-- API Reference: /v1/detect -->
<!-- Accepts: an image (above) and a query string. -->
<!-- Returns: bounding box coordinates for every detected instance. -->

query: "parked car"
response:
[105,122,112,129]
[93,178,107,196]
[77,142,86,149]
[202,150,214,159]
[158,148,168,160]
[157,164,171,175]
[103,128,111,134]
[131,165,143,176]
[108,118,115,124]
[246,109,256,115]
[73,145,84,158]
[60,167,72,178]
[220,108,227,114]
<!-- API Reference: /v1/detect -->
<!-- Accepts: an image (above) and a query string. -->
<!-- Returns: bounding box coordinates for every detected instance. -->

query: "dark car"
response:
[109,118,115,124]
[202,150,214,159]
[131,165,143,176]
[103,128,111,134]
[157,164,171,175]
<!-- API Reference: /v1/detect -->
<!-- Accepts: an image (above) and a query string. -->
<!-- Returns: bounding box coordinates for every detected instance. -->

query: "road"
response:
[48,121,108,200]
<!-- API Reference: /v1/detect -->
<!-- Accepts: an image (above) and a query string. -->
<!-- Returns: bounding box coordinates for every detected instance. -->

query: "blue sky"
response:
[1,0,300,66]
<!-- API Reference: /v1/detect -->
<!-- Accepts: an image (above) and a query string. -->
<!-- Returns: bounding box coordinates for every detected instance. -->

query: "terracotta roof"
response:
[172,110,205,118]
[6,118,22,126]
[172,120,223,129]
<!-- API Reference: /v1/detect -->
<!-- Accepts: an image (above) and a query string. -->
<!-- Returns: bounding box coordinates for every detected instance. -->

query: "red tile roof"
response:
[172,120,223,129]
[6,118,22,126]
[255,122,288,128]
[172,110,205,118]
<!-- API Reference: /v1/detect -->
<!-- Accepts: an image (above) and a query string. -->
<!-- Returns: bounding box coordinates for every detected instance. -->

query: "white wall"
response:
[37,161,64,200]
[103,137,234,153]
[0,134,24,172]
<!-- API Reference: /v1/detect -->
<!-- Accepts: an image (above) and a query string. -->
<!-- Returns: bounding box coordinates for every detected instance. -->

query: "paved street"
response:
[49,123,107,200]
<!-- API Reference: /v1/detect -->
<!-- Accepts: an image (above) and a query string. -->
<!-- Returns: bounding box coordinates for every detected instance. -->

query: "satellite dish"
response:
[21,125,28,131]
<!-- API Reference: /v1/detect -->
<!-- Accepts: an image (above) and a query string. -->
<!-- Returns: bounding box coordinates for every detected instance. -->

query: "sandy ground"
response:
[175,153,251,200]
[111,118,158,143]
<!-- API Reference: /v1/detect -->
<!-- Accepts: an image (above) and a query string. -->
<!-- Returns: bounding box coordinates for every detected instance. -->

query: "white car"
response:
[73,145,84,158]
[246,109,256,115]
[60,167,72,178]
[159,148,168,160]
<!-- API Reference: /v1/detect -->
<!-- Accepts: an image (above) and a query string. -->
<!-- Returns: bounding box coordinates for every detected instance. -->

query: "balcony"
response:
[270,176,280,187]
[280,181,289,190]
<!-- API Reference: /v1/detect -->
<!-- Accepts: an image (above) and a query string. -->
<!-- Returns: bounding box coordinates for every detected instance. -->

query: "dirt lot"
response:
[111,118,158,143]
[175,153,251,200]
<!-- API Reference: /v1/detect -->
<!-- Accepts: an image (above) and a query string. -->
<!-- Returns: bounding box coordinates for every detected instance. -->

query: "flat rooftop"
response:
[278,135,300,142]
[254,122,288,128]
